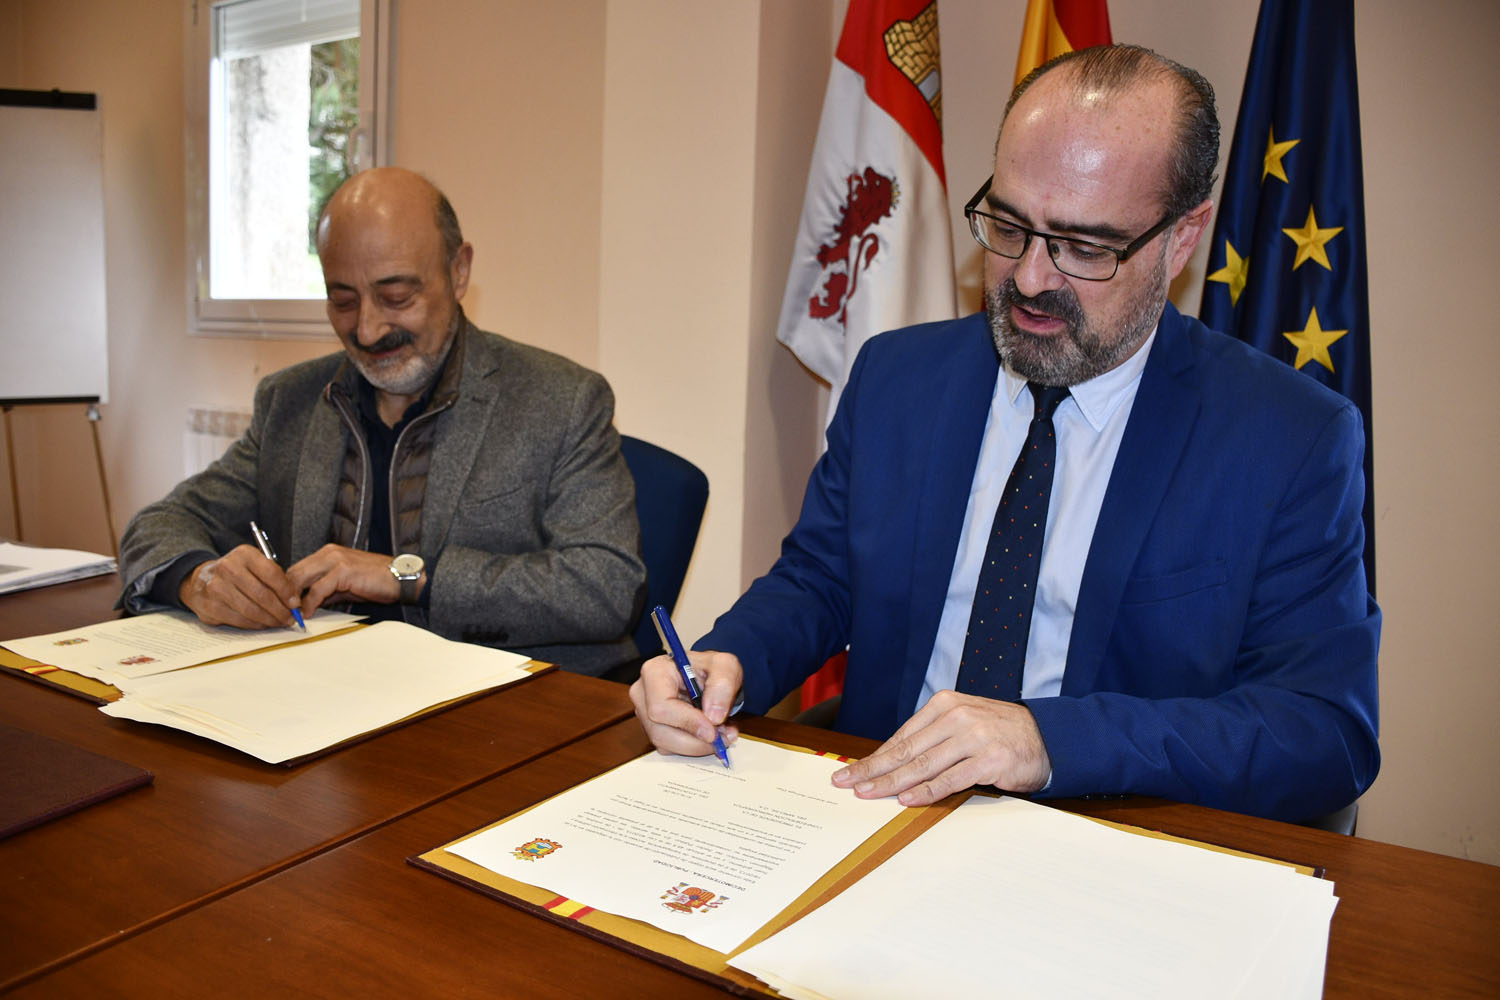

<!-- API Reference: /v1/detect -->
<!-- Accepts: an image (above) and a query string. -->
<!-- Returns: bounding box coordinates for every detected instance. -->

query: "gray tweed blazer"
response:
[118,323,646,675]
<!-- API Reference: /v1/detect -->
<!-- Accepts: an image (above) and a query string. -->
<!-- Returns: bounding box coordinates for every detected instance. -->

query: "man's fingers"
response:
[832,726,937,787]
[183,552,295,629]
[295,565,341,615]
[690,650,742,725]
[830,694,1052,804]
[889,758,980,806]
[829,698,944,786]
[637,656,717,742]
[835,729,951,795]
[288,545,402,607]
[635,654,685,704]
[214,578,294,628]
[859,744,985,805]
[287,547,362,612]
[217,552,299,626]
[630,655,735,754]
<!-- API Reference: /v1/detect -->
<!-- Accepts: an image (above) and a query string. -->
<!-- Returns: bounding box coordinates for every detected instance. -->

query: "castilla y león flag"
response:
[775,0,956,420]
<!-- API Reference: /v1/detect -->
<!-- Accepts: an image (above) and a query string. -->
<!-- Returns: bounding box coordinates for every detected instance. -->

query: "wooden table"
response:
[0,578,637,991]
[10,715,1499,998]
[0,572,121,634]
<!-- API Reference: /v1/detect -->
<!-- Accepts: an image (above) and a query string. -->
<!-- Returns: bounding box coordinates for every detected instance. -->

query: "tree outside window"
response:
[187,0,389,337]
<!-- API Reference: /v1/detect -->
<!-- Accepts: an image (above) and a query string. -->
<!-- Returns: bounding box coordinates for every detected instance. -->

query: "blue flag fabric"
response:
[1201,0,1374,589]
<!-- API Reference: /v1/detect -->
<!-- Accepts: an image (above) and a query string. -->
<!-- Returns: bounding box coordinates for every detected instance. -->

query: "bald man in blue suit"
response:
[631,45,1378,823]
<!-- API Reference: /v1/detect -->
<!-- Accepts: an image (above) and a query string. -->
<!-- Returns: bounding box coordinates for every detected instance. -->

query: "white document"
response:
[0,540,115,595]
[730,795,1336,1000]
[99,621,533,764]
[1,608,362,684]
[448,738,906,954]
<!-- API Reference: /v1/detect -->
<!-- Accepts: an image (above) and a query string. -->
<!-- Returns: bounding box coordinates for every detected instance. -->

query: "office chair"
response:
[601,436,709,684]
[1301,801,1359,836]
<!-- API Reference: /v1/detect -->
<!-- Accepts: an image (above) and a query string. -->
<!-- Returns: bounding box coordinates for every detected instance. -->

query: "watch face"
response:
[391,554,424,578]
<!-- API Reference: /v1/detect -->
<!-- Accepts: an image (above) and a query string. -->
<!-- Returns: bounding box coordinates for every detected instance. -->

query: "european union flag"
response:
[1201,0,1374,589]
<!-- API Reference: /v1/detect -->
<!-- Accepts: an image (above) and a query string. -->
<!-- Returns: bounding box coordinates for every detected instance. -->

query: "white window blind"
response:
[217,0,359,59]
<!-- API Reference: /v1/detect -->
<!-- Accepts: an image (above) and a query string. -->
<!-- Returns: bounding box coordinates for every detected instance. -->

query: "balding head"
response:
[1002,44,1219,222]
[317,167,464,265]
[316,168,474,424]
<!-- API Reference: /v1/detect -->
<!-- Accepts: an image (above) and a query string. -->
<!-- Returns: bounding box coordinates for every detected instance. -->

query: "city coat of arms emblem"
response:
[512,838,562,861]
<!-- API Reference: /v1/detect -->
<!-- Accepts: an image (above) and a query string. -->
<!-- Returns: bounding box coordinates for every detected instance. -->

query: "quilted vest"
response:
[321,326,467,556]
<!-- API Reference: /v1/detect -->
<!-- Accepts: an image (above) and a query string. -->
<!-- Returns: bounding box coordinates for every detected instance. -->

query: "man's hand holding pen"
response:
[630,648,742,761]
[180,533,425,632]
[179,544,304,630]
[630,649,1052,805]
[182,542,429,629]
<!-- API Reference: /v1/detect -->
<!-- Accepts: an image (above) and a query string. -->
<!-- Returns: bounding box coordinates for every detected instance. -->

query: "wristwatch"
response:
[389,553,424,605]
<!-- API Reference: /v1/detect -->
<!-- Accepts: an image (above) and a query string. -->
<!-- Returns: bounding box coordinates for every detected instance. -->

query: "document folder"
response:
[0,724,153,838]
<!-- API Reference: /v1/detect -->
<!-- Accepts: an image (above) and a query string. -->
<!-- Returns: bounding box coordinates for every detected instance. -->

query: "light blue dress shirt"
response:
[917,328,1157,713]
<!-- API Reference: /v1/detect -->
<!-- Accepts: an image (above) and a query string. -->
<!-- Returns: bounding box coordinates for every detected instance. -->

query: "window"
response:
[185,0,392,337]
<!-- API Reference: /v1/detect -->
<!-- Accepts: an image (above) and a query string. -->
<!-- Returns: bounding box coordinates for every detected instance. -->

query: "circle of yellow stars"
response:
[1206,126,1351,374]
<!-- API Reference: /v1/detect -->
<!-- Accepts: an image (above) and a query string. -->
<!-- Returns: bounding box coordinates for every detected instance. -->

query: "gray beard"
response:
[985,251,1167,387]
[351,316,459,397]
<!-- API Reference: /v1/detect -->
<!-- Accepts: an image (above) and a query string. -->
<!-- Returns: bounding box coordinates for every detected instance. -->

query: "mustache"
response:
[357,328,416,355]
[995,280,1084,327]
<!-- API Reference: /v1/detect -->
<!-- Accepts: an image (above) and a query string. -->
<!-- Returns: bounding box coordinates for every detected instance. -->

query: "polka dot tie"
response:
[954,382,1070,702]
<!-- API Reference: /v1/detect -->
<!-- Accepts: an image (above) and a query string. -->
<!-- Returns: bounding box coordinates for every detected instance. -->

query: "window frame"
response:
[184,0,393,339]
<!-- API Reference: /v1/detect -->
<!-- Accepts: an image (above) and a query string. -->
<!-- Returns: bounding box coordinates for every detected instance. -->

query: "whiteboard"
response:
[0,91,109,404]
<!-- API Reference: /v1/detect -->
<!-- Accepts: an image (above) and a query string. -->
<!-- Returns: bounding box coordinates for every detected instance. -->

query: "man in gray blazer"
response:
[119,168,646,675]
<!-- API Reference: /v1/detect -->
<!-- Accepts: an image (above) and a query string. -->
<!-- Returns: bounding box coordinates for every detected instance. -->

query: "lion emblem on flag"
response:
[807,167,899,327]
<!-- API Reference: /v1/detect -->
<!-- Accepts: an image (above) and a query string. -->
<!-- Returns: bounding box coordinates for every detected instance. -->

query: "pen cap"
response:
[649,606,673,657]
[649,606,692,665]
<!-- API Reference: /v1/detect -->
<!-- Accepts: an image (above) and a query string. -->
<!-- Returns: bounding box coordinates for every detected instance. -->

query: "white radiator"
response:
[183,407,252,478]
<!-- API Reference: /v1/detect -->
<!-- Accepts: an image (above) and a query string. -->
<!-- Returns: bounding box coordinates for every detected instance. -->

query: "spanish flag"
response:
[1013,0,1113,86]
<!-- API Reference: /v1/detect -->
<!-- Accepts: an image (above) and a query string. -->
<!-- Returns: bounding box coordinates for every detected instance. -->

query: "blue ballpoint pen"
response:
[650,605,730,768]
[249,520,307,631]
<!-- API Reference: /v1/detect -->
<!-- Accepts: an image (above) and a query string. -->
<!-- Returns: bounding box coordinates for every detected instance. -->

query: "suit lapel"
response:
[420,329,499,556]
[1064,305,1201,695]
[291,393,347,561]
[898,321,999,711]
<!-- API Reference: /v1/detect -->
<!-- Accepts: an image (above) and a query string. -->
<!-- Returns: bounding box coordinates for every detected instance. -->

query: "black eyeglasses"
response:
[963,175,1176,281]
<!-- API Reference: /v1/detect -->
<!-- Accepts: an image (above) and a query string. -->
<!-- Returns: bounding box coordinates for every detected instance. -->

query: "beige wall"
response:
[1352,0,1500,865]
[596,0,828,641]
[596,1,763,641]
[1,0,329,556]
[3,0,1497,865]
[390,0,607,369]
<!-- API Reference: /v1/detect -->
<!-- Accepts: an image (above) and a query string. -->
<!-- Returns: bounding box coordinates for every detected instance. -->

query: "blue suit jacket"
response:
[701,305,1379,822]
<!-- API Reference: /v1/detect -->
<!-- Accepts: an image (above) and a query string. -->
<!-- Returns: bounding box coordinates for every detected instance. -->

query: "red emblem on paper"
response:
[660,882,728,914]
[512,838,562,861]
[117,655,156,666]
[808,167,899,327]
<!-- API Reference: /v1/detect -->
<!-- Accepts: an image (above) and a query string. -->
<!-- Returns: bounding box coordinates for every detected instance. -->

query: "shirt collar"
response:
[1001,323,1159,432]
[354,368,440,435]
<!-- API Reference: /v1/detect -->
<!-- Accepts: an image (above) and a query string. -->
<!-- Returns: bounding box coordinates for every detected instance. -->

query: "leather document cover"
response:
[0,724,153,838]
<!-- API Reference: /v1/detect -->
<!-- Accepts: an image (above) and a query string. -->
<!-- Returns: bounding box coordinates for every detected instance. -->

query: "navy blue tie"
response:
[955,382,1070,701]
